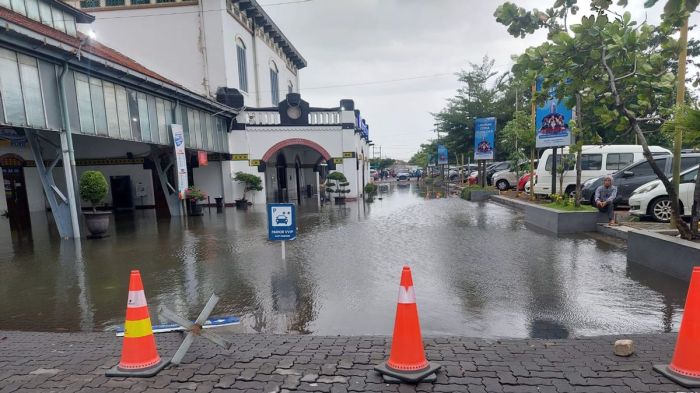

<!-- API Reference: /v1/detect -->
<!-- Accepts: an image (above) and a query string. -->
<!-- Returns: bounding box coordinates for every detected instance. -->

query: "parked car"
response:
[485,161,510,186]
[581,153,700,206]
[397,172,410,186]
[370,169,379,181]
[517,173,532,192]
[533,144,672,197]
[492,161,537,191]
[629,165,699,222]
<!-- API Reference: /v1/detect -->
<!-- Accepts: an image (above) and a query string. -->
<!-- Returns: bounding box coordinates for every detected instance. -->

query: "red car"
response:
[517,173,531,191]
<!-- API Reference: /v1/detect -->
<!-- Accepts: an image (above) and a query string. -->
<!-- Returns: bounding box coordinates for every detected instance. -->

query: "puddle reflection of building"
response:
[270,257,316,334]
[57,238,94,331]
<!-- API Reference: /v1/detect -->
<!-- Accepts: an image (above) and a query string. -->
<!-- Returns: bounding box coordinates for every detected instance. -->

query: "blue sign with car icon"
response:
[267,203,296,241]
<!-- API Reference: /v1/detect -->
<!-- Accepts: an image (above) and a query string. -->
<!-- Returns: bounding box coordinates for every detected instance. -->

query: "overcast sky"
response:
[262,0,696,160]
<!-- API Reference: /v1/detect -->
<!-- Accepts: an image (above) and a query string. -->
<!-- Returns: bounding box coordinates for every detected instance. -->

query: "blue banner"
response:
[474,117,496,160]
[437,145,448,165]
[267,203,296,241]
[535,79,573,148]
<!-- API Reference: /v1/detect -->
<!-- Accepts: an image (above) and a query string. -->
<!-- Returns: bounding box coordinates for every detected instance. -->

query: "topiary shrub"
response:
[79,171,108,212]
[234,171,263,201]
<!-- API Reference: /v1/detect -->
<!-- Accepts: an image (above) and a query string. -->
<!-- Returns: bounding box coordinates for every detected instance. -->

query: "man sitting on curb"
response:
[595,175,618,225]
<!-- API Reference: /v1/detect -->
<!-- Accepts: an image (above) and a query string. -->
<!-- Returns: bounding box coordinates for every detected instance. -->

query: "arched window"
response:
[236,38,248,92]
[270,61,279,105]
[288,81,294,94]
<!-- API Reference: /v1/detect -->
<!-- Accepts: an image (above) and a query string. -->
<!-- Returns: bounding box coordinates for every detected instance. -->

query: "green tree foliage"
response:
[79,171,108,212]
[409,142,437,167]
[234,172,263,201]
[369,158,396,170]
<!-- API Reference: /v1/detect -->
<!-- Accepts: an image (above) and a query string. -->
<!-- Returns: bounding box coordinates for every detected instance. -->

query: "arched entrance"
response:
[0,154,30,228]
[262,139,332,204]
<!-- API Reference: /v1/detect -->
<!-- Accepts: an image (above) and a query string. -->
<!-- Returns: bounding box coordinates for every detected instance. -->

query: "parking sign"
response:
[267,203,296,241]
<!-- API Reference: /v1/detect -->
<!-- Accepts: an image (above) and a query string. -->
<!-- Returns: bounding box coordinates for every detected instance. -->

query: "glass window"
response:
[25,0,41,21]
[181,106,190,145]
[630,159,666,176]
[102,82,119,137]
[52,9,66,34]
[164,100,174,144]
[186,108,195,146]
[10,0,26,15]
[147,95,159,144]
[581,154,602,170]
[545,154,575,171]
[605,153,635,170]
[270,62,279,105]
[75,73,95,133]
[137,92,150,141]
[18,55,45,128]
[199,111,208,150]
[127,90,141,140]
[38,2,53,27]
[131,0,150,4]
[0,0,11,9]
[115,85,131,139]
[80,0,101,7]
[192,109,201,148]
[236,39,248,93]
[0,49,26,125]
[105,0,125,6]
[681,168,697,183]
[64,14,77,36]
[89,77,108,135]
[156,98,167,144]
[681,156,700,170]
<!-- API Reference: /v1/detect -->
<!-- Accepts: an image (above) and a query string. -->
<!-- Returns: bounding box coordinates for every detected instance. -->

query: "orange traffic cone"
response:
[106,270,169,377]
[375,265,440,383]
[654,266,700,387]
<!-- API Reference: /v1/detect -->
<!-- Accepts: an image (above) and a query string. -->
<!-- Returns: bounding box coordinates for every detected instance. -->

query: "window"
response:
[80,0,100,7]
[89,77,108,135]
[147,95,159,143]
[131,0,150,5]
[200,111,209,149]
[605,153,635,170]
[236,39,248,93]
[137,92,151,141]
[0,49,26,125]
[631,159,666,177]
[156,98,167,144]
[156,0,175,3]
[127,90,141,140]
[75,73,95,133]
[106,0,125,6]
[581,154,602,170]
[0,0,10,9]
[114,85,131,139]
[681,156,700,170]
[681,168,697,183]
[10,0,26,15]
[25,0,40,21]
[18,55,45,128]
[52,9,66,33]
[64,14,77,36]
[270,61,279,105]
[38,2,53,27]
[288,81,293,94]
[545,154,575,171]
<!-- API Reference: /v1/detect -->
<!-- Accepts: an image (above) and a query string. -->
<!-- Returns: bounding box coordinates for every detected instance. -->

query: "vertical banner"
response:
[474,117,496,160]
[535,79,573,148]
[437,145,448,165]
[198,150,208,166]
[170,124,188,199]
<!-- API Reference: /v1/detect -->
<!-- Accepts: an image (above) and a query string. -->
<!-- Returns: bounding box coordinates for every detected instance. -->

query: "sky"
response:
[262,0,696,161]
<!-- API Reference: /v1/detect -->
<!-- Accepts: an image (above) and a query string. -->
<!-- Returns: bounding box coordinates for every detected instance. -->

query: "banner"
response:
[474,117,496,160]
[170,124,188,199]
[437,145,448,165]
[535,80,573,148]
[198,150,208,166]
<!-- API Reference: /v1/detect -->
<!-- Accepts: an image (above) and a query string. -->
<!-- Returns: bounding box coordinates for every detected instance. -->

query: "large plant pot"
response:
[235,199,248,209]
[187,199,204,216]
[83,211,111,239]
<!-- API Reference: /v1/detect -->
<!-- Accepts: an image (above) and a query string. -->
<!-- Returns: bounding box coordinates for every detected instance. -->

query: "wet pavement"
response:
[0,184,689,337]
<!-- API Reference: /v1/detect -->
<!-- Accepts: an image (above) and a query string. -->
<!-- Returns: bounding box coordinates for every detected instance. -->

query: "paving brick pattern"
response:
[0,332,692,392]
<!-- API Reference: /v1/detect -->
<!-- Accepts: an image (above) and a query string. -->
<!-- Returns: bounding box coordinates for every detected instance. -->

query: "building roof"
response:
[234,0,307,70]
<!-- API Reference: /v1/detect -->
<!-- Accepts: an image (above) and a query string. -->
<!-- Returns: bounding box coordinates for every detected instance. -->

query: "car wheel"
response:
[496,179,509,191]
[565,186,576,198]
[650,197,672,223]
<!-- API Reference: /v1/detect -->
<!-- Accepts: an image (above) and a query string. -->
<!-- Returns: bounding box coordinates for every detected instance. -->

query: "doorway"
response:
[1,154,30,229]
[110,176,134,211]
[276,153,287,202]
[294,156,301,204]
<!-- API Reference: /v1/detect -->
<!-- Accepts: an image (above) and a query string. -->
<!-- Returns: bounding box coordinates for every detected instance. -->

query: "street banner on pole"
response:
[170,124,188,199]
[437,145,448,165]
[474,117,496,160]
[535,80,573,148]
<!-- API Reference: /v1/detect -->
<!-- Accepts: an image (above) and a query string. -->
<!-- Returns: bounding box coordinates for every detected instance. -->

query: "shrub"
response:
[79,171,108,212]
[234,172,263,200]
[185,186,207,201]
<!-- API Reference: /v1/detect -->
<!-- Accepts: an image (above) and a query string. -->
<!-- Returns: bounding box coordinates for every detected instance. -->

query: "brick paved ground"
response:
[0,331,693,393]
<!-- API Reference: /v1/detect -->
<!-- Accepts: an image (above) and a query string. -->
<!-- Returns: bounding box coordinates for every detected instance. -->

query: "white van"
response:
[533,145,671,196]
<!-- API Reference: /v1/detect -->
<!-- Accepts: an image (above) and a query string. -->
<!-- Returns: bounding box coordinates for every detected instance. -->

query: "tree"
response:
[369,158,396,171]
[79,171,108,212]
[496,2,693,238]
[499,110,536,178]
[234,172,263,201]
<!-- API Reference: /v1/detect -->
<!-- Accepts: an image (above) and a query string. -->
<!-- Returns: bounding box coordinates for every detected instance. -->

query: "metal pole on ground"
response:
[281,240,286,260]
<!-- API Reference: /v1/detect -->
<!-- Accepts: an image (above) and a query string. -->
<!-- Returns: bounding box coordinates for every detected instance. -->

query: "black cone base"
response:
[374,361,441,383]
[106,358,170,378]
[654,364,700,388]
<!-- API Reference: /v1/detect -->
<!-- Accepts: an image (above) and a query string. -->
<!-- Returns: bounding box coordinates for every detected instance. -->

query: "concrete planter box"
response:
[490,195,607,235]
[627,229,700,282]
[468,190,498,201]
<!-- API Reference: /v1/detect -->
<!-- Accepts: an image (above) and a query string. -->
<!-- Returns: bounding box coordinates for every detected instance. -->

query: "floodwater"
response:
[0,183,689,338]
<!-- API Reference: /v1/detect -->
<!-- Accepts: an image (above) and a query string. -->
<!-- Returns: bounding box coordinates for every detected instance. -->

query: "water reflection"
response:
[0,183,689,337]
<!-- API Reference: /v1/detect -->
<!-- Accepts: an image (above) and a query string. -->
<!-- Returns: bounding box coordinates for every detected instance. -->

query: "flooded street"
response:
[0,185,688,338]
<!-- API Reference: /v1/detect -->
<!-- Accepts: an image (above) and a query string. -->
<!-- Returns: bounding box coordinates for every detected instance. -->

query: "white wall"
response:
[193,161,224,203]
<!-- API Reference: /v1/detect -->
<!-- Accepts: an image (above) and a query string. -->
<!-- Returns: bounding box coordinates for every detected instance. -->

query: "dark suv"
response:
[580,153,700,206]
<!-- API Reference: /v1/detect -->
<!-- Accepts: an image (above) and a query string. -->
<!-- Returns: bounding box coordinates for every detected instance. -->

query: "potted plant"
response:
[326,171,351,204]
[79,170,110,238]
[185,186,206,216]
[364,183,378,202]
[233,171,263,209]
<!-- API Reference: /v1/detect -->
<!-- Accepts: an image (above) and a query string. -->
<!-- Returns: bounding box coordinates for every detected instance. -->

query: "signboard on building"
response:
[535,80,573,148]
[170,124,188,199]
[474,117,496,160]
[198,151,208,166]
[437,145,448,165]
[267,203,296,241]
